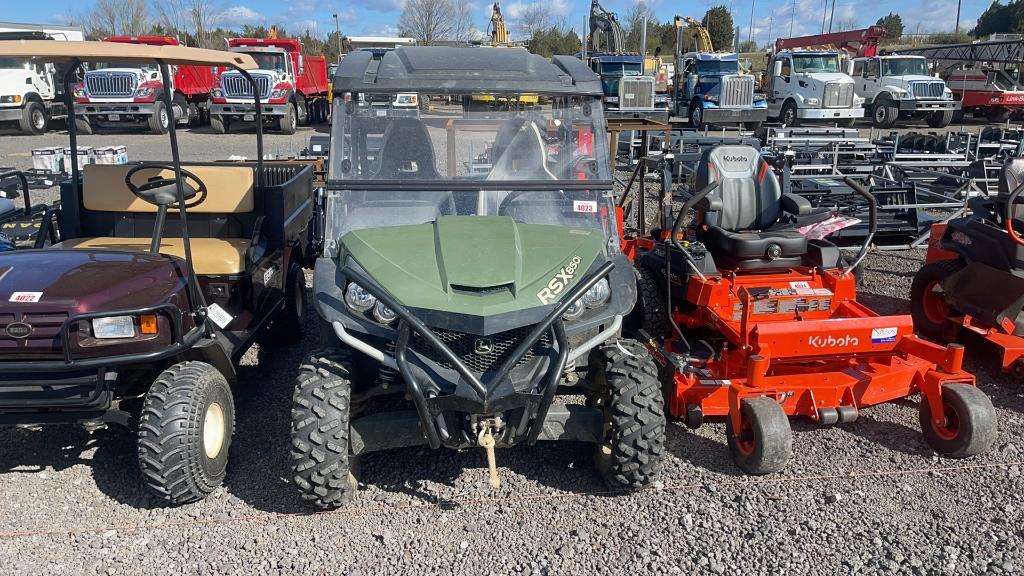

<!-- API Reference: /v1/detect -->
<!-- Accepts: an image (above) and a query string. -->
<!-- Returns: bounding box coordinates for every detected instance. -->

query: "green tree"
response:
[875,13,904,38]
[528,26,582,57]
[702,6,734,52]
[970,0,1024,37]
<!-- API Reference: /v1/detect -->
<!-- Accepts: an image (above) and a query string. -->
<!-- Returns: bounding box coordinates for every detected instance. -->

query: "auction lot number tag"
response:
[9,292,42,303]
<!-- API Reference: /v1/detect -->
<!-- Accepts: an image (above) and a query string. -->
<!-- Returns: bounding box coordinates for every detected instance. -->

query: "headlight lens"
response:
[0,95,22,104]
[92,316,136,339]
[212,88,223,98]
[135,86,155,98]
[344,283,376,313]
[582,278,611,308]
[271,89,285,99]
[805,98,819,106]
[562,298,585,321]
[372,301,398,324]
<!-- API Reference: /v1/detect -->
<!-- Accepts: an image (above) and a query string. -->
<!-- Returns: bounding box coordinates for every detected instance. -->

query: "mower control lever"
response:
[1003,180,1024,246]
[841,177,878,275]
[669,181,720,282]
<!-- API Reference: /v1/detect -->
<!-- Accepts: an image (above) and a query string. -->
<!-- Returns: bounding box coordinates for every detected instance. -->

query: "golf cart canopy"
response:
[0,39,258,69]
[333,46,604,96]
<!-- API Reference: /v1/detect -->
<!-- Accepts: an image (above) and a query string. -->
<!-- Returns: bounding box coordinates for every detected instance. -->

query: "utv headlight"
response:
[0,95,22,104]
[92,316,136,339]
[581,278,611,308]
[344,283,376,313]
[805,98,819,106]
[372,301,398,324]
[562,299,585,321]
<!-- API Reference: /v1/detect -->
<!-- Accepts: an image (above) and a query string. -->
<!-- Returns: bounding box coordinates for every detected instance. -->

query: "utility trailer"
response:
[0,24,83,135]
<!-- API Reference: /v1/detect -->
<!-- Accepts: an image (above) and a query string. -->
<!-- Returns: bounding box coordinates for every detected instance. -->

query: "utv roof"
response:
[333,46,602,96]
[0,39,258,69]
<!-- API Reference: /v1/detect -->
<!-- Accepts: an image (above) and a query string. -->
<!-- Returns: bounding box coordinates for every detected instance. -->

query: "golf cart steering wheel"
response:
[125,163,208,209]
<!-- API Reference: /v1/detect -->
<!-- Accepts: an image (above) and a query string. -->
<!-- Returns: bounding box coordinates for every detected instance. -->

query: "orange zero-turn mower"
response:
[912,158,1024,379]
[622,145,997,474]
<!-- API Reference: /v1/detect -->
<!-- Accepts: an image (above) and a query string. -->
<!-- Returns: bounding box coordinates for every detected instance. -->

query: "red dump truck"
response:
[73,36,216,134]
[210,37,330,134]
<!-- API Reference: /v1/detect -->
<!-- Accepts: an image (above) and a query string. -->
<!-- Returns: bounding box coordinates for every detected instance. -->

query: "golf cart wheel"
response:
[291,350,359,509]
[626,265,669,338]
[726,397,792,475]
[19,100,47,135]
[872,100,898,128]
[149,101,170,135]
[589,339,666,490]
[919,383,997,458]
[210,115,228,134]
[137,361,235,504]
[780,100,800,127]
[927,109,954,128]
[74,116,93,135]
[279,102,297,134]
[910,259,964,341]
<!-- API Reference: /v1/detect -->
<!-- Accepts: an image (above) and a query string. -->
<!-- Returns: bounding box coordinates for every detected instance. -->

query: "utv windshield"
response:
[792,54,840,73]
[696,60,738,74]
[325,92,615,254]
[883,58,928,77]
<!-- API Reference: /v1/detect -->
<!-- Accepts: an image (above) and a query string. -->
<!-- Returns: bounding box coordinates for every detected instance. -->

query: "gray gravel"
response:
[0,124,1023,575]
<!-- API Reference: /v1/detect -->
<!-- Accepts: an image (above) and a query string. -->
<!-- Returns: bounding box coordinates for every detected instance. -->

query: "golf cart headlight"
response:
[344,283,376,313]
[92,316,136,339]
[805,98,819,106]
[372,301,398,325]
[582,278,611,308]
[562,298,585,321]
[0,95,22,104]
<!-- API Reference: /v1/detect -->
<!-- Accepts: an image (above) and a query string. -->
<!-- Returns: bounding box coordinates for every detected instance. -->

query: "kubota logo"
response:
[722,155,750,163]
[808,334,859,348]
[537,255,583,304]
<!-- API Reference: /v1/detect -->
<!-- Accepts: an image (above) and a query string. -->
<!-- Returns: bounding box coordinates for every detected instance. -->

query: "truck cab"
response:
[674,52,767,130]
[850,55,958,128]
[766,50,863,126]
[0,30,77,135]
[587,53,658,110]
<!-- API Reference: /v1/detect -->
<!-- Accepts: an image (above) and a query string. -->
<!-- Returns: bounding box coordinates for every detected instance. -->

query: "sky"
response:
[12,0,998,48]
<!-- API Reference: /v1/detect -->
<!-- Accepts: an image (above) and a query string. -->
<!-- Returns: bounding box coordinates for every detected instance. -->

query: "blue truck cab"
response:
[586,53,658,111]
[674,52,767,129]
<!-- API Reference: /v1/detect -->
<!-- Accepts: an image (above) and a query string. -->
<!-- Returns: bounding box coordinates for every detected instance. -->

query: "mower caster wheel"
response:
[727,397,792,475]
[1010,359,1024,381]
[920,383,997,458]
[837,405,858,423]
[685,404,703,429]
[817,408,839,426]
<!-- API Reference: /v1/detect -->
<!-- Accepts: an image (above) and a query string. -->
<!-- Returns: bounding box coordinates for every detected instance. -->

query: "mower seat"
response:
[695,145,821,272]
[998,158,1024,222]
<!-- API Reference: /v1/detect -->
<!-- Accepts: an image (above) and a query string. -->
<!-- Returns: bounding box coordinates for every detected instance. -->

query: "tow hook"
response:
[476,417,503,489]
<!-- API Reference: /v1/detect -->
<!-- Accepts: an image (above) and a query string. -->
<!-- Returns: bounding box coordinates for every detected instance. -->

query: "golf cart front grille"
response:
[0,311,69,356]
[85,72,136,98]
[410,325,552,374]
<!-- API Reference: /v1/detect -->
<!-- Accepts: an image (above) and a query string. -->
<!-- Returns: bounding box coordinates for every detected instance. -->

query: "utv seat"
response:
[694,145,829,272]
[53,164,256,276]
[373,118,441,180]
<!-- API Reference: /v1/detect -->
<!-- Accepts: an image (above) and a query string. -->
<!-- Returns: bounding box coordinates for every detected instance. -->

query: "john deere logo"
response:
[5,322,32,339]
[473,338,493,354]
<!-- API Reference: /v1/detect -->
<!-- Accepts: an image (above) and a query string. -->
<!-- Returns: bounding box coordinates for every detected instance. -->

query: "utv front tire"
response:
[291,351,359,508]
[589,339,666,490]
[137,361,234,505]
[626,265,669,338]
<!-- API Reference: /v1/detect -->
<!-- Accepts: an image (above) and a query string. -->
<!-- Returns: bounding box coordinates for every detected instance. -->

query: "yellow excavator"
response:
[676,16,713,53]
[489,3,509,46]
[473,2,538,111]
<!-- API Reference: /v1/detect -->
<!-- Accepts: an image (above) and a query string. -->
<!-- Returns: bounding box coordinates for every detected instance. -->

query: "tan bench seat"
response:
[54,237,251,275]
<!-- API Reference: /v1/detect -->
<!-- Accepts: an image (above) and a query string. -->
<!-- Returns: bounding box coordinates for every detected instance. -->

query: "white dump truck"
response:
[0,22,83,135]
[765,50,863,127]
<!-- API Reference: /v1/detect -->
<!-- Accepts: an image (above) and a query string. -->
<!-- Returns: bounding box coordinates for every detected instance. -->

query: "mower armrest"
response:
[697,194,723,212]
[790,207,834,228]
[781,193,813,216]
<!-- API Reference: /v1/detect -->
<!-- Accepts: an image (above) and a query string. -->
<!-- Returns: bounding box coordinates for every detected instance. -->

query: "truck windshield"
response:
[0,57,26,69]
[883,58,928,76]
[249,52,287,72]
[324,92,616,249]
[792,54,840,73]
[600,62,643,77]
[696,60,738,74]
[93,62,157,71]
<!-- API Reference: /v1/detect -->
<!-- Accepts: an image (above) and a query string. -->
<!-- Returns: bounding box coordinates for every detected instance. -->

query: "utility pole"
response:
[332,13,342,61]
[828,0,836,33]
[748,0,755,44]
[767,14,773,48]
[955,0,962,35]
[821,0,827,34]
[790,0,796,37]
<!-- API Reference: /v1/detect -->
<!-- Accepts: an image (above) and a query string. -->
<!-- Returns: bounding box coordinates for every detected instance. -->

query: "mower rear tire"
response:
[137,361,235,505]
[291,350,359,509]
[627,265,669,338]
[910,259,964,341]
[589,339,666,490]
[919,383,997,458]
[726,396,792,475]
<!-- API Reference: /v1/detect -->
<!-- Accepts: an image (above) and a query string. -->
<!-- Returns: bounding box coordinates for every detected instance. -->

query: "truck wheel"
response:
[920,383,997,458]
[210,115,228,134]
[279,102,297,134]
[927,109,954,128]
[726,396,792,475]
[19,101,47,135]
[291,351,359,509]
[262,262,306,345]
[780,100,800,127]
[625,265,669,338]
[137,361,234,505]
[872,100,898,128]
[74,116,93,135]
[149,101,170,134]
[988,108,1012,123]
[743,121,762,132]
[837,117,857,128]
[910,259,964,341]
[689,103,705,130]
[296,98,310,126]
[588,339,666,490]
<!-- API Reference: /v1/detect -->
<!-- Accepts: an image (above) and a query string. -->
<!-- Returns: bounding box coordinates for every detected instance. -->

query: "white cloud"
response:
[216,5,264,28]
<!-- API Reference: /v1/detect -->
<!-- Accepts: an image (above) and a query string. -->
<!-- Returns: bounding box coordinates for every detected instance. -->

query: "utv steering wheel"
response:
[125,163,208,209]
[497,189,569,216]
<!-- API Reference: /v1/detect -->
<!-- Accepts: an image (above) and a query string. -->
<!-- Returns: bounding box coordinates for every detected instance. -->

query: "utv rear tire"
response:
[19,101,47,135]
[589,339,666,490]
[726,396,792,475]
[280,102,297,134]
[920,383,997,458]
[263,262,306,345]
[910,259,965,341]
[927,109,954,128]
[211,115,228,134]
[626,265,669,338]
[149,101,170,134]
[137,361,234,505]
[291,351,359,509]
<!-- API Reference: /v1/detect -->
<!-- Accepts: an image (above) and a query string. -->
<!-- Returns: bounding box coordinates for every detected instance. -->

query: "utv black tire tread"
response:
[920,383,997,458]
[291,350,358,509]
[137,361,234,504]
[910,259,964,341]
[593,339,666,490]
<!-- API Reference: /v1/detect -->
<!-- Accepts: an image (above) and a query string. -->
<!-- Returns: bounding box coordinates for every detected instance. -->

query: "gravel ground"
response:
[0,123,1023,575]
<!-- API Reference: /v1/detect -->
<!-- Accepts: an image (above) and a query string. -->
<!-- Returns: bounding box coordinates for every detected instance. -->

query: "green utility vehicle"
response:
[290,46,666,508]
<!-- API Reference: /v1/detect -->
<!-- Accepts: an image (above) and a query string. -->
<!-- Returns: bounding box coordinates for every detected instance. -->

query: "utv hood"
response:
[341,216,607,316]
[0,249,187,314]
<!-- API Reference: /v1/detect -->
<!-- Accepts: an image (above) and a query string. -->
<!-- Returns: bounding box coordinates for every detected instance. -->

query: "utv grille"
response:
[910,81,944,99]
[618,77,655,109]
[823,82,855,108]
[221,74,272,99]
[720,75,754,108]
[410,325,552,374]
[450,284,513,296]
[84,72,136,98]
